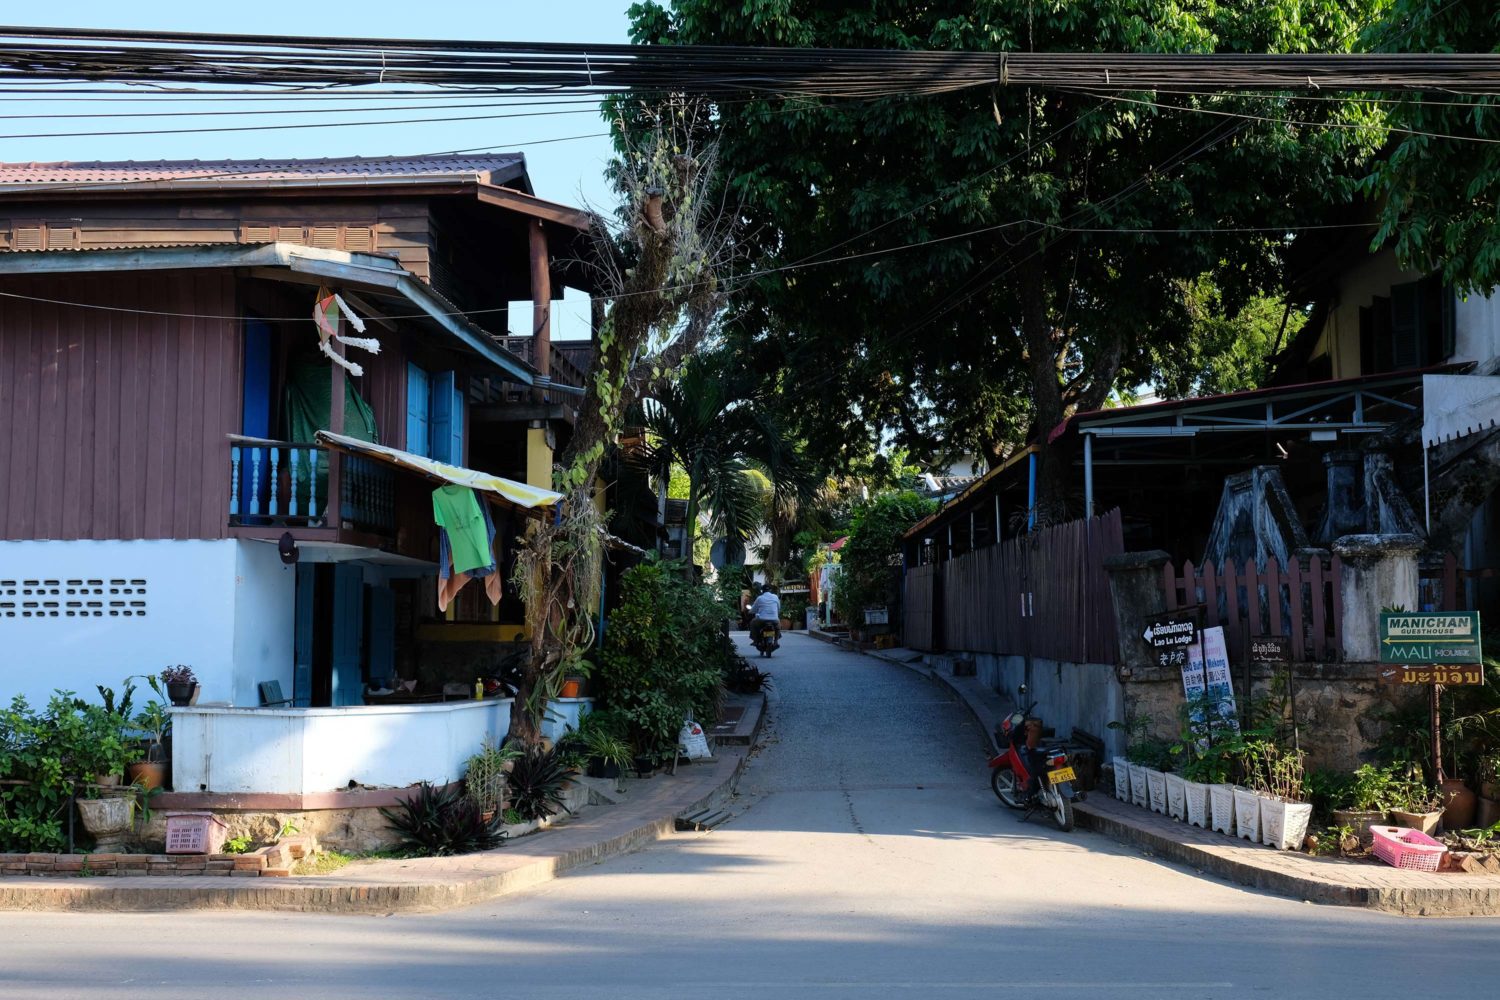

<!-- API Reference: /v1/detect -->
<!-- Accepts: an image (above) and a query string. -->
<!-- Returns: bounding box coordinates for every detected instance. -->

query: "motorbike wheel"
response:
[1051,791,1075,832]
[990,767,1022,809]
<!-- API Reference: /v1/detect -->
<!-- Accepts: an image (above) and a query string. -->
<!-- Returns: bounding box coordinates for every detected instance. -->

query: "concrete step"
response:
[675,809,732,832]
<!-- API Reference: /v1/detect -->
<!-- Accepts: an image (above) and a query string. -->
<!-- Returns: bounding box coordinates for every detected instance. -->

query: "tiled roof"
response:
[0,153,526,189]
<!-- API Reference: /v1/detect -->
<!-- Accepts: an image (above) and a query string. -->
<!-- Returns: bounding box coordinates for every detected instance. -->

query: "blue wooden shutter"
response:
[429,370,463,465]
[367,585,396,687]
[331,563,365,707]
[406,363,431,457]
[292,564,315,707]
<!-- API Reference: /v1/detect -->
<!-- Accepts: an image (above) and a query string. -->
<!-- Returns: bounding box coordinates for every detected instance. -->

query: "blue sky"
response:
[3,2,634,336]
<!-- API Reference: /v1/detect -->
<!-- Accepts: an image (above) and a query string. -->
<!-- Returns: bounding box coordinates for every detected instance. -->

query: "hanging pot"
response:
[1441,777,1477,831]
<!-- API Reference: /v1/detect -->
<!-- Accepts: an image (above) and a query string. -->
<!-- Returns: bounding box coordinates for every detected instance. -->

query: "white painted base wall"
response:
[966,653,1125,758]
[172,697,593,794]
[0,539,293,709]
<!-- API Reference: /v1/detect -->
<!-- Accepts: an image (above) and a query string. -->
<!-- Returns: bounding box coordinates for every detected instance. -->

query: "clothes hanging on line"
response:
[436,487,502,612]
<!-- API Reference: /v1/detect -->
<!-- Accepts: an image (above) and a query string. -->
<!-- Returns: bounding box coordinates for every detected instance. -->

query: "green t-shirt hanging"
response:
[432,485,490,574]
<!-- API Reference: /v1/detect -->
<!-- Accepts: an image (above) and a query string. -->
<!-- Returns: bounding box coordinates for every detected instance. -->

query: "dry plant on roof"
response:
[507,99,741,744]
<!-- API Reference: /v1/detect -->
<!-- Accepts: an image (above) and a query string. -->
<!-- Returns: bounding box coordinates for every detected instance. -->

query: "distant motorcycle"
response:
[749,619,780,658]
[988,700,1082,831]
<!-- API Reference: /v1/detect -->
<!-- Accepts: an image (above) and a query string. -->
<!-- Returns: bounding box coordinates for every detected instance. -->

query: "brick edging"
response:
[0,744,754,914]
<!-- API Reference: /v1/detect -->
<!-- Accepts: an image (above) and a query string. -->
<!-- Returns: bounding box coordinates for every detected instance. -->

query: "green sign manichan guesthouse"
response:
[1378,612,1483,665]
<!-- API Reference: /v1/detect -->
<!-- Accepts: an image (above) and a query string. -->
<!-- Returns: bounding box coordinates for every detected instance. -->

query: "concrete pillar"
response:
[525,423,553,490]
[1102,550,1172,674]
[1333,533,1422,662]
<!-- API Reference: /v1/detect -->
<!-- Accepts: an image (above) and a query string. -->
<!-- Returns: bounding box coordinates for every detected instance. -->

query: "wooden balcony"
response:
[228,435,396,536]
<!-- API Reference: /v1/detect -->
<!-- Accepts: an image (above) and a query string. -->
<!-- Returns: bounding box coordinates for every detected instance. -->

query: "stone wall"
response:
[1118,659,1422,772]
[0,836,316,879]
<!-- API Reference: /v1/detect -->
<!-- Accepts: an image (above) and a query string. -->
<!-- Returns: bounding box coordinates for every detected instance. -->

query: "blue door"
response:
[331,563,365,707]
[366,584,396,688]
[292,564,315,707]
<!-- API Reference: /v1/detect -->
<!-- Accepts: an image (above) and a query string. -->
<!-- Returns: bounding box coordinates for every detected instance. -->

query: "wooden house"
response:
[0,155,600,790]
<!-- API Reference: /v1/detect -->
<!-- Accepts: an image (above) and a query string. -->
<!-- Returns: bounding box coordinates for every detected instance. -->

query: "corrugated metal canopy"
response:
[316,431,562,512]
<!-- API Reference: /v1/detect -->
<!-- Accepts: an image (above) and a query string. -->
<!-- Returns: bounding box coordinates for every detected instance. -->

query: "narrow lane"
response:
[4,633,1499,1000]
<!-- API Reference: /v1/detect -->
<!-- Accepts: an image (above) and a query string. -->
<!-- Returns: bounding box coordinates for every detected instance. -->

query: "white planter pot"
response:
[1165,773,1188,821]
[1209,783,1237,835]
[1232,786,1262,842]
[1146,769,1168,814]
[1184,780,1211,828]
[1112,756,1131,802]
[1261,799,1314,851]
[1128,763,1148,808]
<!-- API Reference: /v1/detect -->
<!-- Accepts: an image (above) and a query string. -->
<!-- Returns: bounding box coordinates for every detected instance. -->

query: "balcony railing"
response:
[229,436,396,535]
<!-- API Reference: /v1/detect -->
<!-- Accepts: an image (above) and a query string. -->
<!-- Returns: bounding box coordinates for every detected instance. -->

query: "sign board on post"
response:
[863,607,889,626]
[1249,635,1291,663]
[1180,626,1240,732]
[1143,607,1202,670]
[1378,612,1482,667]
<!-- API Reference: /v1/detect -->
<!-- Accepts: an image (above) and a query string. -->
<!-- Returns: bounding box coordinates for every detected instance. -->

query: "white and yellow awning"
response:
[316,430,562,512]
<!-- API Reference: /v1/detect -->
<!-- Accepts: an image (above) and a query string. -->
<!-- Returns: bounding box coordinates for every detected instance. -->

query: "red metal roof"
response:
[0,153,527,190]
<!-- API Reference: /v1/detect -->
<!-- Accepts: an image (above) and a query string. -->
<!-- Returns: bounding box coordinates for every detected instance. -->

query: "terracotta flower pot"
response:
[1479,797,1500,829]
[1390,808,1443,836]
[559,678,583,699]
[1331,808,1387,846]
[1441,777,1477,831]
[126,761,166,792]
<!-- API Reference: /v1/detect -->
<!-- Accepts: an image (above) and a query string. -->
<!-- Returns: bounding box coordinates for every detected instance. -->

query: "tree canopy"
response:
[628,0,1387,504]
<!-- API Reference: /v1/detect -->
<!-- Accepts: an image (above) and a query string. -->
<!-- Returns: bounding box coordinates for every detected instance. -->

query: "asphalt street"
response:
[4,632,1499,1000]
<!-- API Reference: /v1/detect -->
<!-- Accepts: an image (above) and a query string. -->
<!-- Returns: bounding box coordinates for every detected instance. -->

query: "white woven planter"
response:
[1146,769,1168,814]
[1165,773,1188,821]
[1112,756,1131,802]
[1232,786,1262,842]
[1184,780,1211,828]
[1128,763,1148,808]
[1261,799,1313,850]
[1209,783,1237,835]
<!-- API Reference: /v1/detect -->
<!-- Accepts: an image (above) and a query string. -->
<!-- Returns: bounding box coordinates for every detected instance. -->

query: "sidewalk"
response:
[0,698,762,914]
[832,637,1500,917]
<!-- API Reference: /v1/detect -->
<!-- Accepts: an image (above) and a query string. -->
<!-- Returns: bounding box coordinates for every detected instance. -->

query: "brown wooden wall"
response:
[0,272,241,540]
[905,510,1124,662]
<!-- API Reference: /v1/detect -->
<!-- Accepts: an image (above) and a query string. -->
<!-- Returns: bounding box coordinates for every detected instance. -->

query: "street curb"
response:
[841,640,1500,916]
[0,702,761,915]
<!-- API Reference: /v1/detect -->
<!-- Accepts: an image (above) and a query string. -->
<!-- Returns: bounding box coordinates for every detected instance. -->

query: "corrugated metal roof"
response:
[0,153,526,190]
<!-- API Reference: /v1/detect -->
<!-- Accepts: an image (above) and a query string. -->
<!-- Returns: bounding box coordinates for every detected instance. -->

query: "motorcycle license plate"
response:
[1048,766,1077,785]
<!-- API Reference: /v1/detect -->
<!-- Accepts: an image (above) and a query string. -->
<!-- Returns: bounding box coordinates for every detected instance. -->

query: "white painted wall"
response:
[0,539,238,708]
[230,541,296,708]
[1316,250,1423,379]
[0,539,297,710]
[173,699,516,794]
[1455,288,1500,369]
[172,697,595,794]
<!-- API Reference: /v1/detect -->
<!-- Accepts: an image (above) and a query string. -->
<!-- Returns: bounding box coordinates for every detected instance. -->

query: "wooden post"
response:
[1432,684,1445,784]
[529,219,552,403]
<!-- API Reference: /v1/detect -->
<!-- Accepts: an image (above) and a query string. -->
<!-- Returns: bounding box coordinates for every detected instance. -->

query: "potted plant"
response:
[126,693,170,791]
[1253,742,1313,851]
[1479,756,1500,828]
[161,665,199,707]
[1171,695,1236,830]
[464,737,520,823]
[1231,738,1269,842]
[1332,764,1395,845]
[1389,773,1444,835]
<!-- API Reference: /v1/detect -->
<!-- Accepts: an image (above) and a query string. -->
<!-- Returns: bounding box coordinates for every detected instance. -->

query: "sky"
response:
[2,1,634,338]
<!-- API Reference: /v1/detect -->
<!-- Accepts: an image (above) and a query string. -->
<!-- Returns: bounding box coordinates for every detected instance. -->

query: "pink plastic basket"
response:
[1371,825,1447,872]
[164,812,229,855]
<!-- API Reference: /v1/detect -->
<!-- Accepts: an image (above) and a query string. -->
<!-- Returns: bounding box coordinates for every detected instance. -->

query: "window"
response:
[406,364,464,464]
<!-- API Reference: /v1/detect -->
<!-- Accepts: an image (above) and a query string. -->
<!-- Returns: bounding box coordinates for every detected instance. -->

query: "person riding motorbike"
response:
[748,584,781,650]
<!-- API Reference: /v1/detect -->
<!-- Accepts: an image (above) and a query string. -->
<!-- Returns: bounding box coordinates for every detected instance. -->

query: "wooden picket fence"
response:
[903,510,1122,662]
[1419,552,1494,612]
[1160,553,1343,662]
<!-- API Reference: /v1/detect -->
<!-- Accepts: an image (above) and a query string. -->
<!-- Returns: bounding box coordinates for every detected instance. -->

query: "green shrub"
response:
[0,693,135,853]
[506,744,577,822]
[597,557,734,758]
[832,491,935,623]
[379,782,506,856]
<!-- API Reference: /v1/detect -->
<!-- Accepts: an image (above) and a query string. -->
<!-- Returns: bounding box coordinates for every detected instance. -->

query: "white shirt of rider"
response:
[750,592,781,620]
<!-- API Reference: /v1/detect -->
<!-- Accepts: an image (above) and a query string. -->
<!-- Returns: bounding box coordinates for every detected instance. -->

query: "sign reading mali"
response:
[1378,612,1483,666]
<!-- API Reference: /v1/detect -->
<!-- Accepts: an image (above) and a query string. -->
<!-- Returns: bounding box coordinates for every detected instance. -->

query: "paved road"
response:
[6,633,1500,999]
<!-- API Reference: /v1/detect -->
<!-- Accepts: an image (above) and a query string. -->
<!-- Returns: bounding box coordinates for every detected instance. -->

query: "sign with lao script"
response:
[1378,612,1482,666]
[1378,664,1485,686]
[1249,635,1291,663]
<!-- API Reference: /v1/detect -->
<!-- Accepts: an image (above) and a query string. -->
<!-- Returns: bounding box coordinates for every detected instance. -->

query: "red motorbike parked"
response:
[988,701,1081,831]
